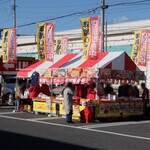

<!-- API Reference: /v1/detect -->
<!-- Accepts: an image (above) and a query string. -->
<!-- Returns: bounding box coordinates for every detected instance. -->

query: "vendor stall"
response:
[17,51,145,123]
[31,95,143,122]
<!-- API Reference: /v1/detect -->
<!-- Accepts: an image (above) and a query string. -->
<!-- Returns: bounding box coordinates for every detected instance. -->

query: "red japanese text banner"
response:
[80,17,100,60]
[45,23,54,62]
[137,29,149,66]
[2,28,16,63]
[88,17,100,60]
[61,36,68,54]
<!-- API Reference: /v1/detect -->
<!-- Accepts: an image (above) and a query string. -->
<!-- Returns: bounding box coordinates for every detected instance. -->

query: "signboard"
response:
[88,17,100,60]
[80,18,90,59]
[0,60,33,75]
[2,28,16,63]
[55,37,68,55]
[131,31,141,64]
[37,22,54,61]
[81,68,96,78]
[137,30,149,66]
[67,68,81,77]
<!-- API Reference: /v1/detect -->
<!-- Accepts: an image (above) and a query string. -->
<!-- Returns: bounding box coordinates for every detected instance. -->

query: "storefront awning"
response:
[17,54,78,78]
[62,51,140,71]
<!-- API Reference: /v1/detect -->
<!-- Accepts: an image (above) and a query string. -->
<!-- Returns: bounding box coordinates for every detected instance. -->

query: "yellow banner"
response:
[55,37,62,54]
[131,31,141,64]
[2,29,9,63]
[80,18,90,59]
[37,23,46,61]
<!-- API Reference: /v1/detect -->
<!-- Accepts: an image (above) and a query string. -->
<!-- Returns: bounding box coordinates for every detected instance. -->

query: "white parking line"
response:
[79,120,150,129]
[0,115,150,141]
[0,111,23,115]
[27,116,63,121]
[0,115,78,129]
[83,128,150,141]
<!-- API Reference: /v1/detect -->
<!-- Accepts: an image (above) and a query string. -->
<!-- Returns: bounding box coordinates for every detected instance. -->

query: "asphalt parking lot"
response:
[0,105,150,150]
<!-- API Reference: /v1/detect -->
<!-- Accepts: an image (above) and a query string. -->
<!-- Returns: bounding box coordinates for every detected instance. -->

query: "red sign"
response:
[8,28,16,63]
[45,23,54,62]
[39,77,90,84]
[88,17,100,60]
[138,30,149,66]
[61,36,68,54]
[2,28,16,64]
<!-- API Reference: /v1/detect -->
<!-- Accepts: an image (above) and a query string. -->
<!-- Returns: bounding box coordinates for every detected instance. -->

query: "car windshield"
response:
[5,78,16,83]
[5,78,16,93]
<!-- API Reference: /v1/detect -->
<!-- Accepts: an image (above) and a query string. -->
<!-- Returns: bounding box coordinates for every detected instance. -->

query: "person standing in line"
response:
[14,81,22,112]
[63,82,74,123]
[141,82,149,117]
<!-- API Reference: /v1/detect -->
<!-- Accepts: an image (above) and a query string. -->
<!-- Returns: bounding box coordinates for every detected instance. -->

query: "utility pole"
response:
[101,0,108,52]
[13,0,16,28]
[105,20,108,52]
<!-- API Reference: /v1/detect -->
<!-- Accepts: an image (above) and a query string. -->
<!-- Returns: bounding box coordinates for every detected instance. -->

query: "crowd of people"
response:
[13,74,150,122]
[62,79,150,122]
[14,72,51,112]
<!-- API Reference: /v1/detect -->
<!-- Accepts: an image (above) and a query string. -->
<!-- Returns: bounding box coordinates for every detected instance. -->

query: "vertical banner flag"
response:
[88,17,100,60]
[55,37,62,54]
[45,22,54,62]
[55,36,68,54]
[37,22,54,61]
[2,28,16,63]
[131,31,141,64]
[61,36,68,54]
[80,18,90,59]
[37,23,46,61]
[80,17,100,59]
[137,30,149,66]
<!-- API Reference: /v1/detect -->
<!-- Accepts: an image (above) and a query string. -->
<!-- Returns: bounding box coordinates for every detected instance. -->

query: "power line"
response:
[17,6,100,28]
[108,0,150,7]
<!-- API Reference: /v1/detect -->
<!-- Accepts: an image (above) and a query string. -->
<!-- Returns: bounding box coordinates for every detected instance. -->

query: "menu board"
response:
[99,69,111,79]
[58,69,66,77]
[99,69,143,80]
[67,68,81,77]
[81,68,96,78]
[51,69,59,77]
[40,69,51,78]
[51,69,66,77]
[135,71,145,80]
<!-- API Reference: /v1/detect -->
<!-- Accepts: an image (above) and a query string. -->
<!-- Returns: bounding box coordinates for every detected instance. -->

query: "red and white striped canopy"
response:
[17,54,78,77]
[17,51,140,78]
[51,51,140,71]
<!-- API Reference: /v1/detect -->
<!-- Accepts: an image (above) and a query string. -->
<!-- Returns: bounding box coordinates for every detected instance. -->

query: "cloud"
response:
[113,16,129,23]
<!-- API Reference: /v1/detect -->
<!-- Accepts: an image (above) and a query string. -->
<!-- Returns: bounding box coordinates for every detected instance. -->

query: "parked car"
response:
[2,77,16,105]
